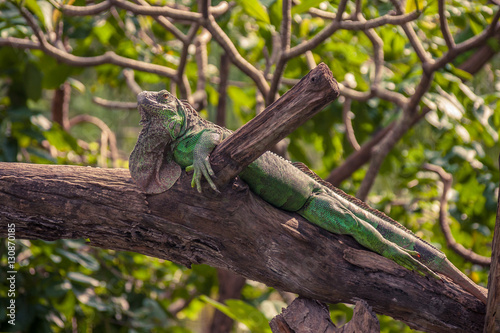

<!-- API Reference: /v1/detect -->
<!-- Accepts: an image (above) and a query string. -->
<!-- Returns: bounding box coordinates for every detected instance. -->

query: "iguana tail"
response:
[438,258,487,303]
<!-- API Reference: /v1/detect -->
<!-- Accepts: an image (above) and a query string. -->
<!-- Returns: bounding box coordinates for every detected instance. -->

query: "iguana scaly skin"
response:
[129,90,487,303]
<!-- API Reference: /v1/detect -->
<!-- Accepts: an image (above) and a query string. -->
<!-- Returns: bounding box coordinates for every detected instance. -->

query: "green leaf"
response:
[44,124,80,152]
[406,0,424,13]
[56,248,100,271]
[235,0,270,24]
[201,296,272,333]
[93,21,116,45]
[291,0,324,16]
[448,64,473,81]
[24,0,45,27]
[67,272,100,287]
[23,62,43,101]
[269,0,282,29]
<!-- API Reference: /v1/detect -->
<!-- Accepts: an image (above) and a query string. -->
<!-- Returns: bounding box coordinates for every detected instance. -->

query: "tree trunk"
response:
[0,162,486,332]
[484,155,500,332]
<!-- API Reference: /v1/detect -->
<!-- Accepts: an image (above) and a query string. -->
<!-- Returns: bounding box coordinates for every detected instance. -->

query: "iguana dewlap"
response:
[129,90,487,303]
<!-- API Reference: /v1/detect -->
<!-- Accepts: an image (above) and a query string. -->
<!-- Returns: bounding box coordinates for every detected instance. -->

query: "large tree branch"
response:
[485,155,500,331]
[0,162,486,332]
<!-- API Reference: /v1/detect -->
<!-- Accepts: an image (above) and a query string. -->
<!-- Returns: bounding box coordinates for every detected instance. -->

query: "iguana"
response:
[129,89,488,303]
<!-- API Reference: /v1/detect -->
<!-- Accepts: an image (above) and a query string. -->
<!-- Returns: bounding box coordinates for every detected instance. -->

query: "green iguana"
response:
[129,89,487,303]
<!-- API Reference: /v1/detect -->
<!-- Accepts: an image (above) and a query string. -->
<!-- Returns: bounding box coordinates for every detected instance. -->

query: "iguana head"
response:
[137,90,185,140]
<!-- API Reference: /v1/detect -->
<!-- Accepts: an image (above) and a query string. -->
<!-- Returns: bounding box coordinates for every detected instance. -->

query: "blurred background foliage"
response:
[0,0,499,331]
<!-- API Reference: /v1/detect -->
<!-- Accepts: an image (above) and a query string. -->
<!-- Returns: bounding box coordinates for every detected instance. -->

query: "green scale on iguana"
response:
[129,90,487,303]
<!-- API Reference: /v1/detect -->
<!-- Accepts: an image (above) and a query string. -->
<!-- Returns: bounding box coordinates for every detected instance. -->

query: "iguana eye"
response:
[158,90,172,103]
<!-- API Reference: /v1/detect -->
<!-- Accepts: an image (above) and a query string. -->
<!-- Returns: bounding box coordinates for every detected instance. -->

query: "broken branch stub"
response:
[210,62,339,187]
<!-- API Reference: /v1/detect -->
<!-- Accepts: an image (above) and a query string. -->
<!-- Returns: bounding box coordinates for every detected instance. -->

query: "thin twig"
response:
[422,163,491,266]
[335,0,349,22]
[267,0,292,104]
[310,8,420,30]
[177,23,200,100]
[390,0,433,68]
[342,95,360,151]
[338,83,371,102]
[133,0,187,42]
[357,12,383,90]
[217,53,230,127]
[431,9,500,71]
[123,69,143,96]
[287,21,340,59]
[356,110,413,201]
[200,0,209,19]
[281,0,291,52]
[20,8,177,79]
[204,15,270,97]
[356,73,432,200]
[0,37,40,49]
[59,0,112,16]
[438,0,455,49]
[305,51,317,69]
[92,97,138,110]
[193,29,211,110]
[111,0,202,21]
[69,114,119,168]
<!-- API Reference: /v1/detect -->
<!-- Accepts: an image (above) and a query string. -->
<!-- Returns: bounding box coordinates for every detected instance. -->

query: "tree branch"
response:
[431,10,500,72]
[438,0,455,50]
[58,0,112,16]
[19,8,177,79]
[123,69,143,96]
[176,23,200,100]
[342,95,361,151]
[69,115,119,168]
[267,0,292,104]
[310,8,420,30]
[390,0,433,68]
[485,154,500,331]
[132,0,187,43]
[422,164,491,266]
[210,63,340,188]
[92,97,137,110]
[203,15,270,97]
[0,163,486,332]
[216,52,230,127]
[327,23,500,187]
[110,0,202,21]
[270,298,380,333]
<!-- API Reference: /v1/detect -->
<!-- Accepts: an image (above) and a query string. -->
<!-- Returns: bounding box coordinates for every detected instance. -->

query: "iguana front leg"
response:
[185,131,221,193]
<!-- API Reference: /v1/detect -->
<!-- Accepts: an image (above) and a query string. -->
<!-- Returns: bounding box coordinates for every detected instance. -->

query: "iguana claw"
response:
[390,247,440,279]
[186,158,219,194]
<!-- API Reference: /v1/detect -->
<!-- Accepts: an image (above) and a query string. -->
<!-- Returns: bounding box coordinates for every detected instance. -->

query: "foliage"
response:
[0,0,499,331]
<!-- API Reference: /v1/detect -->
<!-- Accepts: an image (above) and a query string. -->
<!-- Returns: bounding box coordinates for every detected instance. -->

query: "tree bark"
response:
[51,81,71,131]
[484,155,500,332]
[270,298,380,333]
[0,162,486,332]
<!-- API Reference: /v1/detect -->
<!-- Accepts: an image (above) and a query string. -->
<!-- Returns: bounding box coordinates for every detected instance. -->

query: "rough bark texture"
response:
[270,298,380,333]
[270,298,337,333]
[484,156,500,332]
[210,62,339,187]
[0,162,486,332]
